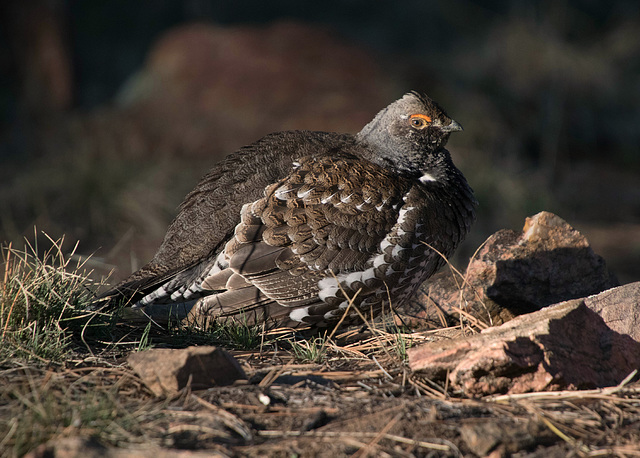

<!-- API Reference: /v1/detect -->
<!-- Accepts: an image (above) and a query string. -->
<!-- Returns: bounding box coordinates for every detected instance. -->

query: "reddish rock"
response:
[401,211,618,327]
[407,298,640,396]
[128,346,246,396]
[118,21,398,162]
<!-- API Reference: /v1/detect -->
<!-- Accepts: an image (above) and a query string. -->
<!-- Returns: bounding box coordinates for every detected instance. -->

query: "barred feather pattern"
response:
[188,153,474,328]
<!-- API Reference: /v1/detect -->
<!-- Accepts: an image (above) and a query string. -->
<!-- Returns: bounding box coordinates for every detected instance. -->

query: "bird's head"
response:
[356,92,463,175]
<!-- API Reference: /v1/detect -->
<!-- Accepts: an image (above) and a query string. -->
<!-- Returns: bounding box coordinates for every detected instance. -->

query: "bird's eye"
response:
[409,114,431,130]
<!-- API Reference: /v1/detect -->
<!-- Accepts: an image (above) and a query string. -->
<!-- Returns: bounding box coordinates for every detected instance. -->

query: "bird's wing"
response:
[95,131,353,308]
[190,154,414,327]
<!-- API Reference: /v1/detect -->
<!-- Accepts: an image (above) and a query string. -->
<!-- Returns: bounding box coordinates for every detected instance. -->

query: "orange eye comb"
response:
[409,114,432,123]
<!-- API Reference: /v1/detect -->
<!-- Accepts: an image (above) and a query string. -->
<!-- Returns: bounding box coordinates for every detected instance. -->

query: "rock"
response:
[459,419,555,456]
[25,436,229,457]
[584,282,640,342]
[25,437,108,458]
[118,21,397,161]
[402,211,619,327]
[127,346,246,396]
[407,298,640,396]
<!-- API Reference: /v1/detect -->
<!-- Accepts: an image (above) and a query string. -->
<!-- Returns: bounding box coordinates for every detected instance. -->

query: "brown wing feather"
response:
[189,155,414,326]
[95,131,355,308]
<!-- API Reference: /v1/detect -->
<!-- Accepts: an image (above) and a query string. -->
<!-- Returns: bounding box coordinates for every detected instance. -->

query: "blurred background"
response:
[1,0,639,286]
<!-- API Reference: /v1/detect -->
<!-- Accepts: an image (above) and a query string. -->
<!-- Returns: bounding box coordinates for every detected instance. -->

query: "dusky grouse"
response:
[97,92,477,330]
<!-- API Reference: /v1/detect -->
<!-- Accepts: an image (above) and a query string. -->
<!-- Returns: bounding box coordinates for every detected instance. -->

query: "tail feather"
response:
[91,263,180,310]
[185,284,308,329]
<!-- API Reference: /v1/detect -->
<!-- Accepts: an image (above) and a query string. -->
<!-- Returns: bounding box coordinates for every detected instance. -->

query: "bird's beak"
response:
[441,119,463,133]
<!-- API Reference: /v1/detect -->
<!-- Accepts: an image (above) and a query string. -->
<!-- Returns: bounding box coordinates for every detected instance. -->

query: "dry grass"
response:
[0,233,112,364]
[1,235,640,456]
[2,343,639,456]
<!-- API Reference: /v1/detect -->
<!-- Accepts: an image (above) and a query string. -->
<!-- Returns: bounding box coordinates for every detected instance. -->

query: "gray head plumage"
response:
[356,92,462,175]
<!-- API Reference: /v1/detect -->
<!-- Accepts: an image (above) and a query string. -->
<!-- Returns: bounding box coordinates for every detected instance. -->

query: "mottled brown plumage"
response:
[97,92,477,330]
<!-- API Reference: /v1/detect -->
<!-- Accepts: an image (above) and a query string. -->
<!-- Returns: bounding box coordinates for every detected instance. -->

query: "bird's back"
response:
[98,130,356,308]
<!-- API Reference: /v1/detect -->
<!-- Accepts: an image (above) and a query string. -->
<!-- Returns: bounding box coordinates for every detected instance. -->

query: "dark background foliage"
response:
[1,0,638,284]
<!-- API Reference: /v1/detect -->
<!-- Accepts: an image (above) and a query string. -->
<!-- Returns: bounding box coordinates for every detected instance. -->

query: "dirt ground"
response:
[4,325,640,458]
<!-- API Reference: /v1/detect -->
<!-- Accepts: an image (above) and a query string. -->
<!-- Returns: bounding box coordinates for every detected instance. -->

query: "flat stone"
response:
[128,346,246,396]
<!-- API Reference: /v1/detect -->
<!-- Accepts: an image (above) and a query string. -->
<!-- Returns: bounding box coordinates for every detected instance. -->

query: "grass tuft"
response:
[389,325,412,362]
[290,335,328,363]
[212,319,264,351]
[136,321,153,352]
[165,315,266,351]
[0,233,104,363]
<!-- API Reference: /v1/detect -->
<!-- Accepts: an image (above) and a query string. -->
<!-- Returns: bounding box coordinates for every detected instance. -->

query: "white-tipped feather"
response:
[289,306,310,322]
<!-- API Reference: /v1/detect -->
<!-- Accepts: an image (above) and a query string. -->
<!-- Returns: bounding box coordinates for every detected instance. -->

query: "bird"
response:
[96,92,477,331]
